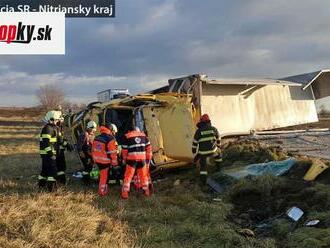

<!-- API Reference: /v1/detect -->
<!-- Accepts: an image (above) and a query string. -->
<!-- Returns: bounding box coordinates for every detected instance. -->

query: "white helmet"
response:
[110,124,118,134]
[44,110,62,122]
[87,120,97,130]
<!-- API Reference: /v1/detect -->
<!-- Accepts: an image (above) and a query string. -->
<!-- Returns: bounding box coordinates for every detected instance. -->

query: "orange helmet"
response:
[200,114,210,122]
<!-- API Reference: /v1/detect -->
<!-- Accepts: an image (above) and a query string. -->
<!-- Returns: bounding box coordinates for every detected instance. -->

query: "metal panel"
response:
[200,83,318,136]
[147,101,195,161]
[142,107,167,164]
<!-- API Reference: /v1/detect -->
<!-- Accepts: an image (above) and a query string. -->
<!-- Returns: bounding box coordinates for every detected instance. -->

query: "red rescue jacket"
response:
[92,126,118,166]
[122,130,152,163]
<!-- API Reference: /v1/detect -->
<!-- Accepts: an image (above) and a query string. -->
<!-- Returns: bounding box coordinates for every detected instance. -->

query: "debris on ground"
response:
[207,139,330,247]
[173,179,181,186]
[206,177,224,193]
[303,159,329,181]
[237,228,255,237]
[220,140,287,167]
[286,206,304,222]
[222,158,296,179]
[251,130,330,160]
[305,220,320,227]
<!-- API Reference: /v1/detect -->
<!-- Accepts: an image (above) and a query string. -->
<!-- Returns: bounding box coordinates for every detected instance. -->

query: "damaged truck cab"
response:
[66,93,199,170]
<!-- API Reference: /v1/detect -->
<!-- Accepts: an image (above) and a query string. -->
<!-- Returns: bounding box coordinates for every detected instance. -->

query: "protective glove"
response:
[79,151,85,159]
[51,155,56,160]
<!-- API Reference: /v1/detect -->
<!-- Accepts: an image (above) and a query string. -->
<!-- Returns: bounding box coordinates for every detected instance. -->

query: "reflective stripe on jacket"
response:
[122,130,152,162]
[92,131,118,166]
[39,123,57,156]
[192,123,220,155]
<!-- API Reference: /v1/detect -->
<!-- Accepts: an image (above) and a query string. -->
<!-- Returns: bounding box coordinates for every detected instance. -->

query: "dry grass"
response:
[0,191,134,248]
[0,119,135,248]
[0,115,301,247]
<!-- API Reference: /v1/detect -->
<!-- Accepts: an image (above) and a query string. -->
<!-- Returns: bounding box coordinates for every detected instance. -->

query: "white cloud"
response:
[97,0,178,41]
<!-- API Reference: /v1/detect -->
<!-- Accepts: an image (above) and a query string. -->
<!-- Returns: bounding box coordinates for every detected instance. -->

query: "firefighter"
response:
[39,111,61,192]
[92,123,118,196]
[77,120,97,185]
[192,114,222,184]
[121,126,152,199]
[56,113,73,185]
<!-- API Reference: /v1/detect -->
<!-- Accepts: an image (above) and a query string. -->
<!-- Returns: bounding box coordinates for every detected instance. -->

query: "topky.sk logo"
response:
[0,22,52,44]
[0,12,65,55]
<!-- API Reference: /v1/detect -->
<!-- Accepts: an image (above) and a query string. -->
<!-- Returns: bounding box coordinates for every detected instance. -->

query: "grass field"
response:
[1,114,330,247]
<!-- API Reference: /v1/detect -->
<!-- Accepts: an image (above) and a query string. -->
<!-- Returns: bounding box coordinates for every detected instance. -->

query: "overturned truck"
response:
[67,72,327,170]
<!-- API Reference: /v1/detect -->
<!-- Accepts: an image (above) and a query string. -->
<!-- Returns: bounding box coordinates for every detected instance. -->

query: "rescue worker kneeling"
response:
[121,126,152,199]
[92,123,118,196]
[192,114,222,184]
[39,111,61,192]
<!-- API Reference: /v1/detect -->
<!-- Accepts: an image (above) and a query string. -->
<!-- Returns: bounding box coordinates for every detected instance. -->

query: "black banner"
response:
[0,0,115,17]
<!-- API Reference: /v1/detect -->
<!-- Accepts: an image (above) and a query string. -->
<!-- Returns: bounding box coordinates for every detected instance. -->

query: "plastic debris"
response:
[206,177,224,193]
[303,160,329,181]
[286,207,304,222]
[305,220,320,226]
[72,171,83,178]
[223,158,296,179]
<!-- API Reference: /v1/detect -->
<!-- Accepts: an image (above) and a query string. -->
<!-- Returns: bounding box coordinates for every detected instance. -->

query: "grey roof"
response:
[279,71,322,86]
[279,69,330,90]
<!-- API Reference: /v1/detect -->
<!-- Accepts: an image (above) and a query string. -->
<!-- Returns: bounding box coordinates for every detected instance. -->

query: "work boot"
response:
[82,174,91,186]
[143,187,151,197]
[38,179,47,189]
[47,181,57,192]
[121,190,129,199]
[56,174,66,185]
[98,184,109,197]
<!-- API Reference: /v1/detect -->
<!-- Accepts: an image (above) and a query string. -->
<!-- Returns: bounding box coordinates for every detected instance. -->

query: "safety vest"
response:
[92,133,118,165]
[122,130,152,162]
[39,123,58,157]
[192,123,221,155]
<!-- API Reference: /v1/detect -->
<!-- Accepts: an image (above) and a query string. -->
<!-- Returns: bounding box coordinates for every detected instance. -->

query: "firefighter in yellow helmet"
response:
[39,111,61,191]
